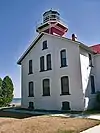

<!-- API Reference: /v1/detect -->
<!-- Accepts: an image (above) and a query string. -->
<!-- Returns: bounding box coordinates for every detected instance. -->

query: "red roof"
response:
[90,44,100,54]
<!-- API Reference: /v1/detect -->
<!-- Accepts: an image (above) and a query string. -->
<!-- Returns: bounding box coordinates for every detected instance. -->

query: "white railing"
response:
[36,18,68,29]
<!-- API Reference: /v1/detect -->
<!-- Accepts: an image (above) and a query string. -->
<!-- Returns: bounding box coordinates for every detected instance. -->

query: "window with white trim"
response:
[43,79,50,96]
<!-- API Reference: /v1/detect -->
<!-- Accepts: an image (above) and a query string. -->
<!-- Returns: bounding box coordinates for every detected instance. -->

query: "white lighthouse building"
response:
[17,10,100,111]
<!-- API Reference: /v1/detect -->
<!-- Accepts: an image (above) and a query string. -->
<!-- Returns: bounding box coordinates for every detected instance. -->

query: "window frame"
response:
[62,101,70,110]
[28,102,34,109]
[89,53,93,67]
[42,79,50,96]
[46,54,52,70]
[40,56,45,72]
[28,60,33,74]
[60,49,67,68]
[28,81,34,97]
[42,40,48,50]
[61,76,70,95]
[91,75,95,94]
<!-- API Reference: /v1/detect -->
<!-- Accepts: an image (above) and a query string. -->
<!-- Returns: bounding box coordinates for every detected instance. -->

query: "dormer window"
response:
[42,40,48,50]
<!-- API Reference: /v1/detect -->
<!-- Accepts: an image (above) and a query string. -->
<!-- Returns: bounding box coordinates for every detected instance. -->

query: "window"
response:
[89,54,93,67]
[29,60,33,74]
[29,82,34,97]
[43,40,47,50]
[43,79,50,96]
[28,102,34,109]
[40,56,45,71]
[47,54,52,70]
[62,101,70,110]
[60,49,67,67]
[91,75,95,94]
[61,76,70,95]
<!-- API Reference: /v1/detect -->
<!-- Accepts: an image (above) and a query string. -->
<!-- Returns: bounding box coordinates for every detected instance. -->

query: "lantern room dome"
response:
[43,10,60,23]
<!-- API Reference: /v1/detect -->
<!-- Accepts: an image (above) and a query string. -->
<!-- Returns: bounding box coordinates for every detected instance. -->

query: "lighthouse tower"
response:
[36,10,68,36]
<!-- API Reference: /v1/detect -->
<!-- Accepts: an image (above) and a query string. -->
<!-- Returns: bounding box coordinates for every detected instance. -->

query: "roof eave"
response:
[79,44,95,54]
[17,33,44,65]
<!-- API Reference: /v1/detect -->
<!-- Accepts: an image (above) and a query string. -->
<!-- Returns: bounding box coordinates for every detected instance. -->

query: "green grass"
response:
[84,109,100,114]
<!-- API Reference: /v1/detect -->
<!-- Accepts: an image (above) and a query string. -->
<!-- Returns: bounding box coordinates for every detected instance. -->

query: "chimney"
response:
[72,34,77,41]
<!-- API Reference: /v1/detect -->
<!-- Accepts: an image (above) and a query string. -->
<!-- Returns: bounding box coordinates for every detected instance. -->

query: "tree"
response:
[0,78,3,107]
[1,76,14,106]
[0,78,2,88]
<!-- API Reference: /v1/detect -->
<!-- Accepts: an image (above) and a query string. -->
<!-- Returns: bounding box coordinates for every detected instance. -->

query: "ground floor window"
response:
[91,75,95,94]
[43,79,50,96]
[29,81,34,97]
[62,101,70,110]
[28,102,34,109]
[61,76,70,95]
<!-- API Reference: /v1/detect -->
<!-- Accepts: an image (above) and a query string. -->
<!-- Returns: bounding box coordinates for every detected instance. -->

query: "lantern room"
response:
[36,10,68,36]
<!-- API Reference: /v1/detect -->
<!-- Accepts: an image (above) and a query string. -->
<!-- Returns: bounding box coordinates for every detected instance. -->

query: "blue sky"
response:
[0,0,100,98]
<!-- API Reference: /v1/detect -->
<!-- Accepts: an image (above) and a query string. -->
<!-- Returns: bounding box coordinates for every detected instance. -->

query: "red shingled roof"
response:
[90,44,100,54]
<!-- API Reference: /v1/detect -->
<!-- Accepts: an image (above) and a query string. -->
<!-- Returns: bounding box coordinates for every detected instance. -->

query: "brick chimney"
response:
[72,34,77,41]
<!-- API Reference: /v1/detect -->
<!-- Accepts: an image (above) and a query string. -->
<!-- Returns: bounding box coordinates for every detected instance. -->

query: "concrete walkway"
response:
[81,125,100,133]
[51,113,100,120]
[87,114,100,120]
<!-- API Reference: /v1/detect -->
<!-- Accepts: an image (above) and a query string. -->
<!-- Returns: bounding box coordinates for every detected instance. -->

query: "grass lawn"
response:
[84,110,100,115]
[0,110,100,133]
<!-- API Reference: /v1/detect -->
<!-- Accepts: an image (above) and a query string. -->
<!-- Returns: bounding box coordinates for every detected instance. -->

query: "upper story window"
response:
[60,49,67,67]
[91,75,95,94]
[29,60,33,74]
[29,82,34,97]
[42,40,48,50]
[61,76,70,95]
[89,53,93,67]
[40,56,45,72]
[46,54,52,70]
[42,79,50,96]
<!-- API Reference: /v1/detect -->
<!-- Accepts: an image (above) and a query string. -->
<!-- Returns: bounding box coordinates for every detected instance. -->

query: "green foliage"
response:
[0,78,2,88]
[0,76,14,107]
[0,78,3,107]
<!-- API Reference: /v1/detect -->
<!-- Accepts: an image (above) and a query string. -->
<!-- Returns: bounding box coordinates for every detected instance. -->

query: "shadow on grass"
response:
[0,109,44,119]
[1,106,100,120]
